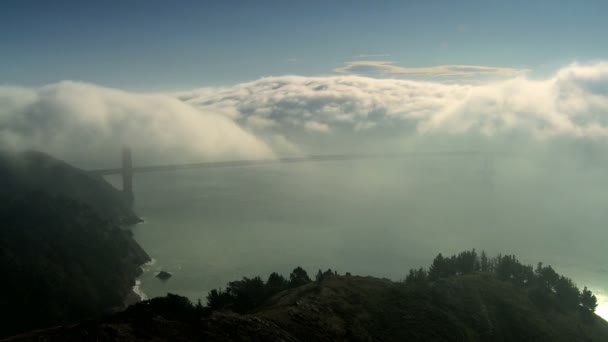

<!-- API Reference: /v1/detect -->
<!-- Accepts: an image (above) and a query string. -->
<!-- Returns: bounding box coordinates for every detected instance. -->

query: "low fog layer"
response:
[0,82,274,168]
[1,62,608,167]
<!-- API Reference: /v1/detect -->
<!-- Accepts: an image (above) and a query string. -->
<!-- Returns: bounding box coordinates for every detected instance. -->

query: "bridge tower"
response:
[121,146,134,204]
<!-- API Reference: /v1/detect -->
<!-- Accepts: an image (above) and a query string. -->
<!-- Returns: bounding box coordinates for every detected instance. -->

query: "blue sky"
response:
[1,0,607,90]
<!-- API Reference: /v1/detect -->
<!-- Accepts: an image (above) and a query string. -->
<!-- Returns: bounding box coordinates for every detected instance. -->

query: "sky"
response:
[2,0,608,90]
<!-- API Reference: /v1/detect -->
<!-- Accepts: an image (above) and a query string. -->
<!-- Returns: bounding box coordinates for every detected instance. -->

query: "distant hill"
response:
[0,150,150,338]
[0,150,139,224]
[9,271,608,341]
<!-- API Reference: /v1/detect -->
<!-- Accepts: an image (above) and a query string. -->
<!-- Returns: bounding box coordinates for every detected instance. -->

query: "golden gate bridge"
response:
[90,148,489,202]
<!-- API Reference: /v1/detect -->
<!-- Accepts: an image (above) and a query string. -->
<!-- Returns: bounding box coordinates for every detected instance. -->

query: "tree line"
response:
[206,267,344,313]
[125,250,599,322]
[405,249,598,313]
[206,266,313,312]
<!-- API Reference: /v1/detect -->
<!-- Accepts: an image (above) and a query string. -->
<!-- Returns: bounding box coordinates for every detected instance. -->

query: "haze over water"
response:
[124,156,608,320]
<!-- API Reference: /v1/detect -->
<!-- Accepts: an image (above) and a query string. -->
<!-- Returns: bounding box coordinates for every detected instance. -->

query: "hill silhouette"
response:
[8,254,607,341]
[0,150,139,224]
[0,150,149,337]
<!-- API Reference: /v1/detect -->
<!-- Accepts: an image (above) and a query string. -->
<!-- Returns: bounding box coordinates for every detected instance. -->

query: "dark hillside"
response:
[0,151,149,337]
[0,150,139,224]
[8,271,607,341]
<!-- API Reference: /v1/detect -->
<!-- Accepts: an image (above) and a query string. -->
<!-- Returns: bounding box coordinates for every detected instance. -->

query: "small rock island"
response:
[156,271,172,280]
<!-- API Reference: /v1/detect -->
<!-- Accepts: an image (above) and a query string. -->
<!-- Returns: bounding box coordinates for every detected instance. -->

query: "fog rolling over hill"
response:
[3,0,608,339]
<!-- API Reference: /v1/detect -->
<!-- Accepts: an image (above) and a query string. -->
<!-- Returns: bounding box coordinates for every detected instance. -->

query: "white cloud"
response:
[334,61,526,78]
[180,62,608,144]
[304,121,331,133]
[3,62,608,166]
[0,81,273,167]
[247,115,277,129]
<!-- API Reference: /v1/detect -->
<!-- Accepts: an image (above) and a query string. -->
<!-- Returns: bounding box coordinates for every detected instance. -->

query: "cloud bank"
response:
[2,62,608,166]
[0,81,273,167]
[180,62,608,144]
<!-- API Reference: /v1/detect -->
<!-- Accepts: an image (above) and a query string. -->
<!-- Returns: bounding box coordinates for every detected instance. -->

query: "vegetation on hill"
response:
[10,252,607,341]
[405,249,598,314]
[201,250,597,318]
[206,266,311,312]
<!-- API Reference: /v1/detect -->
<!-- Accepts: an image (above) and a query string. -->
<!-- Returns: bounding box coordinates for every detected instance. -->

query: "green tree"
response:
[206,288,232,310]
[554,276,580,309]
[580,286,598,312]
[536,264,559,291]
[289,266,311,287]
[266,272,288,294]
[480,250,489,272]
[194,299,205,316]
[226,276,266,312]
[266,272,286,287]
[429,253,451,280]
[322,269,335,278]
[405,267,428,285]
[455,249,479,274]
[315,269,324,282]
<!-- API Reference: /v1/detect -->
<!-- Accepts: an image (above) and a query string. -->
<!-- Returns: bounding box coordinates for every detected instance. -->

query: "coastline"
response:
[132,279,148,301]
[125,258,156,307]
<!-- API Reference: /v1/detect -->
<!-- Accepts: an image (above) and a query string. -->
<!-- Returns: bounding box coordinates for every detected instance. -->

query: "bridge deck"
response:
[90,151,481,176]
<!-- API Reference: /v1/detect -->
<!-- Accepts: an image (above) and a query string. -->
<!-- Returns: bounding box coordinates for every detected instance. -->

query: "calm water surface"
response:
[125,158,608,318]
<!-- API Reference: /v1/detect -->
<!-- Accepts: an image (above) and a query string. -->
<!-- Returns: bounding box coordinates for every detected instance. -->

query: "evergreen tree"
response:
[206,288,232,310]
[266,272,288,293]
[289,266,311,287]
[580,286,598,312]
[429,253,449,280]
[554,276,580,309]
[226,276,266,312]
[316,269,324,282]
[194,299,205,316]
[405,267,428,285]
[536,264,559,291]
[323,269,335,278]
[480,250,489,272]
[403,249,599,316]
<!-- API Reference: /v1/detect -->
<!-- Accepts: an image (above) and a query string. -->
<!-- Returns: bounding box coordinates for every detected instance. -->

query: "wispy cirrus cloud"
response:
[334,60,527,78]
